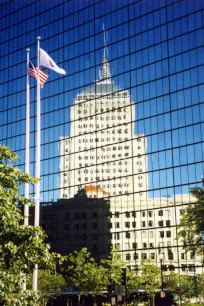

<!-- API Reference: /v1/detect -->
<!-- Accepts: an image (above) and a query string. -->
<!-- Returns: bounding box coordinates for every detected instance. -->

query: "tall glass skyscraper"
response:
[1,0,204,274]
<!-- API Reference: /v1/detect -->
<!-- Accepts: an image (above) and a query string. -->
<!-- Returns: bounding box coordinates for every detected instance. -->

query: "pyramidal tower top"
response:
[98,24,112,84]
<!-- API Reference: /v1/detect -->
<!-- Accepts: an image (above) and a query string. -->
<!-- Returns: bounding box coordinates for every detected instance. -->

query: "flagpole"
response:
[32,36,41,292]
[21,48,31,291]
[24,48,30,226]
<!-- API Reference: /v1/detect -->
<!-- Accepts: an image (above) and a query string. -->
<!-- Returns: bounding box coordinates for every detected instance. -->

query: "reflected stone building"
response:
[59,50,148,200]
[39,192,202,275]
[38,188,111,261]
[108,193,202,274]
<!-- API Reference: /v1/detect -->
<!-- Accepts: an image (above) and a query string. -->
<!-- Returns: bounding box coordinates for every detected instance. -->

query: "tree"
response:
[64,248,109,304]
[0,146,63,305]
[101,246,126,286]
[27,270,67,305]
[139,259,161,306]
[126,269,140,296]
[164,273,195,305]
[195,273,204,303]
[177,187,204,257]
[63,247,127,305]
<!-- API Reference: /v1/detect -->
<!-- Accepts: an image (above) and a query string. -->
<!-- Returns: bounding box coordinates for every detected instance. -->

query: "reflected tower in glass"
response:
[59,44,148,200]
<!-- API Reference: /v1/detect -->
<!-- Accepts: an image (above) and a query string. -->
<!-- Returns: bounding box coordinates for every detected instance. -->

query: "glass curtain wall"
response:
[1,0,204,275]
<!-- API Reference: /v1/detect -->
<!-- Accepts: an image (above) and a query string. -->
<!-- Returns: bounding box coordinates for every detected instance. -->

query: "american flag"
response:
[27,60,48,88]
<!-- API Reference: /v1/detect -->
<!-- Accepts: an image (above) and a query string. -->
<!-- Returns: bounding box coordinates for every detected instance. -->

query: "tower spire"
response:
[98,24,111,84]
[103,22,108,60]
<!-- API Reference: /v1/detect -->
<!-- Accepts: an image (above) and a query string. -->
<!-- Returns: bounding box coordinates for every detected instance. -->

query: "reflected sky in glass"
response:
[0,0,204,201]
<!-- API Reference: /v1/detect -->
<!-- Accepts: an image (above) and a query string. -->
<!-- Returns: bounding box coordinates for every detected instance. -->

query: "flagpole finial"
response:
[37,36,41,41]
[26,48,30,52]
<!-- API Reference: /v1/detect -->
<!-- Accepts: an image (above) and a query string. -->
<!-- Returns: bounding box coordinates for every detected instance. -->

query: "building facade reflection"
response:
[1,0,204,278]
[59,51,148,200]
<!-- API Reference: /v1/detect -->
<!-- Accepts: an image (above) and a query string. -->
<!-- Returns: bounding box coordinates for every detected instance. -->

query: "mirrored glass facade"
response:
[1,0,204,274]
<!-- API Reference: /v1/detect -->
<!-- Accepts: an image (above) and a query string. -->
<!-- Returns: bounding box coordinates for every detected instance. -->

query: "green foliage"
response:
[126,269,140,295]
[101,246,126,285]
[63,247,127,298]
[0,285,42,306]
[139,259,161,299]
[177,188,204,256]
[0,146,64,305]
[65,248,109,297]
[38,270,66,295]
[26,269,66,304]
[183,304,204,306]
[195,274,204,303]
[164,273,195,304]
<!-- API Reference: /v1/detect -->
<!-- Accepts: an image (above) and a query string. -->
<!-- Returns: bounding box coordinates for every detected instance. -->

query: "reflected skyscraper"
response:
[60,44,148,200]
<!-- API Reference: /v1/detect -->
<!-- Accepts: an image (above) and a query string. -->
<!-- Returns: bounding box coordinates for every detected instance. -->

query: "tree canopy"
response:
[65,248,109,297]
[139,259,161,300]
[195,274,204,303]
[164,273,195,304]
[27,269,66,305]
[100,246,126,286]
[177,187,204,256]
[126,269,140,295]
[63,246,127,300]
[0,145,63,305]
